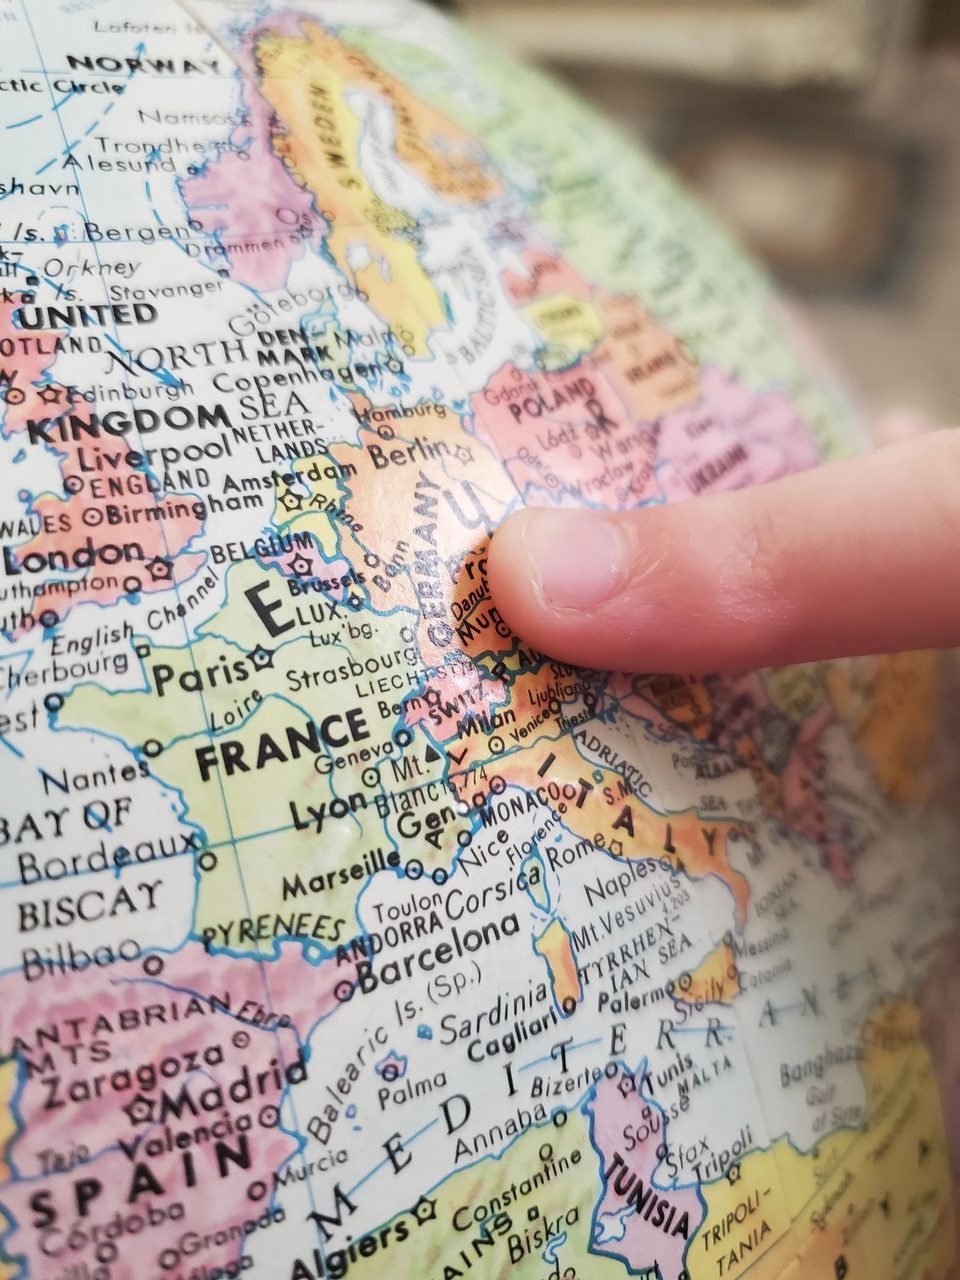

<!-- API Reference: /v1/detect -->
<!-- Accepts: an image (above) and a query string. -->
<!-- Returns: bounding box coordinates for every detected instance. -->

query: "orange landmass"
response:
[253,20,499,352]
[827,651,942,804]
[592,290,699,420]
[675,938,741,1005]
[288,22,501,205]
[281,398,515,668]
[466,731,750,927]
[610,671,715,742]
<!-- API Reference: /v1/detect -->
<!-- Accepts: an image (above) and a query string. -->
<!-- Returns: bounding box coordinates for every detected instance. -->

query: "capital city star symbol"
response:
[37,384,61,404]
[411,1195,438,1226]
[146,557,173,581]
[123,1095,155,1125]
[246,645,275,671]
[279,489,304,512]
[288,553,313,577]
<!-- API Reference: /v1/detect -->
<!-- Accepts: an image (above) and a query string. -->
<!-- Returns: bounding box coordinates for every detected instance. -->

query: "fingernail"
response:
[522,509,628,611]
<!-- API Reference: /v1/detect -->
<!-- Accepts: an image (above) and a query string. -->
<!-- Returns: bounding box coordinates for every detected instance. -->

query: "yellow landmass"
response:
[520,292,604,364]
[290,23,500,204]
[534,918,582,1012]
[60,563,464,951]
[340,1102,626,1279]
[256,20,498,354]
[0,1061,16,1179]
[827,652,942,804]
[86,629,292,744]
[691,1000,953,1280]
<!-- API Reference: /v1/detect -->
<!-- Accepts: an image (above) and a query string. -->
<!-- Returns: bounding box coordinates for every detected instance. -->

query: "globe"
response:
[0,2,958,1280]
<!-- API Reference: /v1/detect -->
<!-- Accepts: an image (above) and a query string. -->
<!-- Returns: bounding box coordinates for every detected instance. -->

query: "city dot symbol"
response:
[43,693,64,713]
[141,739,164,758]
[25,275,38,286]
[528,1205,540,1221]
[38,610,59,628]
[134,642,151,659]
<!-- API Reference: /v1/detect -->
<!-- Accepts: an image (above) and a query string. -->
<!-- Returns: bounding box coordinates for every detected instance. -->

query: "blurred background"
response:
[443,0,960,425]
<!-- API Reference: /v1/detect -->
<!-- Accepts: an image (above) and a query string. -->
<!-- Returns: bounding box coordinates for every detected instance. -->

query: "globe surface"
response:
[0,2,958,1279]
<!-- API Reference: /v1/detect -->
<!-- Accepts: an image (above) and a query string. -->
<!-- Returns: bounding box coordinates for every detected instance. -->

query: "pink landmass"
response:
[587,1064,704,1280]
[1,304,207,632]
[7,423,206,632]
[502,248,591,305]
[478,248,821,513]
[0,941,350,1279]
[0,303,67,436]
[656,365,818,501]
[470,358,658,508]
[256,543,358,605]
[404,663,508,739]
[179,41,325,290]
[376,1052,407,1081]
[471,355,819,513]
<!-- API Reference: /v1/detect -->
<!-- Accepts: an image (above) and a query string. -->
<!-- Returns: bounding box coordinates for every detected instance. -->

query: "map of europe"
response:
[0,2,959,1279]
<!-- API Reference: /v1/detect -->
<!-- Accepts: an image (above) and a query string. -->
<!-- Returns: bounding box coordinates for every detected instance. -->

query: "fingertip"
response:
[487,496,807,675]
[487,507,634,668]
[486,507,541,641]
